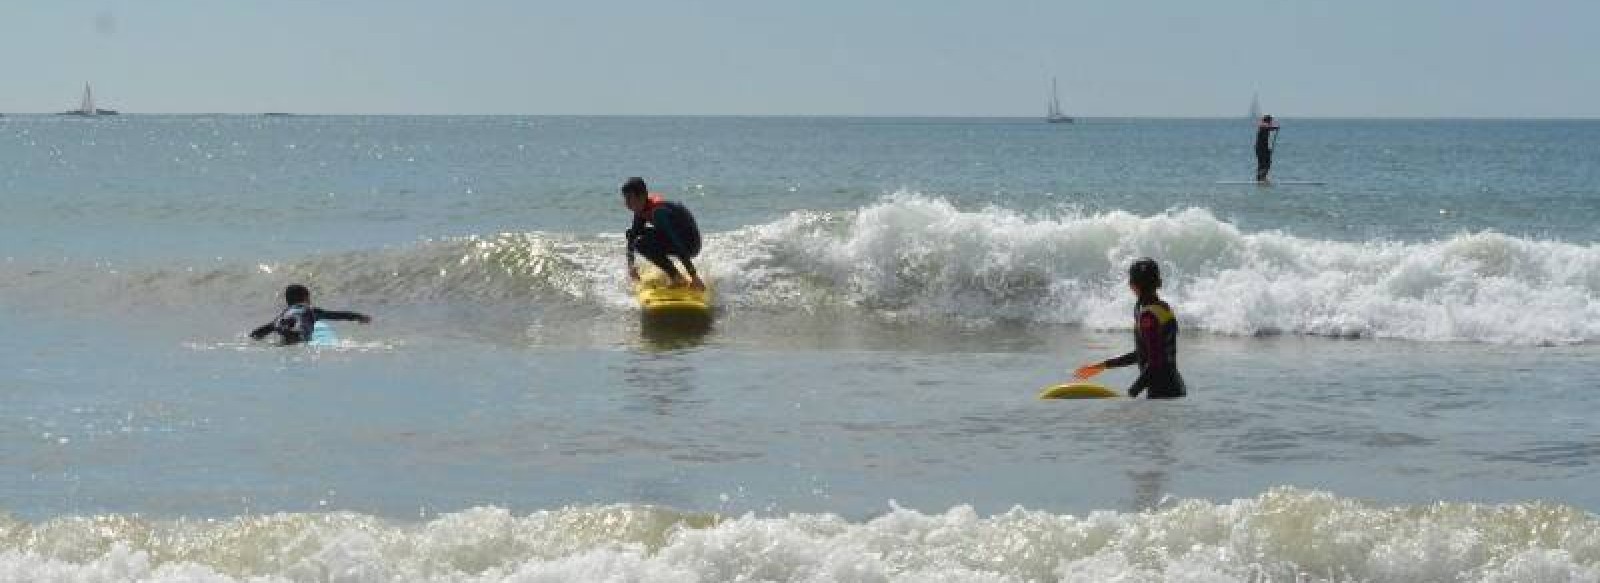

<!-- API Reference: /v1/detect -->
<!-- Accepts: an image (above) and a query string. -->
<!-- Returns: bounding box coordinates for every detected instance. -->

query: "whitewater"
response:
[11,194,1594,346]
[2,489,1598,582]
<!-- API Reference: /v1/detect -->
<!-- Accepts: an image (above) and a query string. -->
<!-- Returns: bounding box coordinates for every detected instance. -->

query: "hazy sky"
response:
[4,0,1596,117]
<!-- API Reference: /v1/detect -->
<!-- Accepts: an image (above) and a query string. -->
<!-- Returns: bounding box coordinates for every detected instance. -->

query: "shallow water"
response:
[1,115,1597,581]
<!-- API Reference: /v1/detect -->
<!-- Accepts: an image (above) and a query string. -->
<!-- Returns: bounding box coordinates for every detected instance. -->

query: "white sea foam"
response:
[6,193,1595,345]
[0,488,1595,582]
[710,194,1600,345]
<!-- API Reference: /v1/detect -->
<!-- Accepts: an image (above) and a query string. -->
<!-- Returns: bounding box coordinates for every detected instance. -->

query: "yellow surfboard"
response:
[634,263,711,314]
[1038,382,1120,399]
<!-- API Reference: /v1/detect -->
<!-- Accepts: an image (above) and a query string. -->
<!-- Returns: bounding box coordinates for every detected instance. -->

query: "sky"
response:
[3,0,1597,117]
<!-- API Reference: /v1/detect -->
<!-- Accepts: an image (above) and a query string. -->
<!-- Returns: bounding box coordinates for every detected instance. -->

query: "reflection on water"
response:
[620,349,706,418]
[1123,405,1179,511]
[638,311,713,351]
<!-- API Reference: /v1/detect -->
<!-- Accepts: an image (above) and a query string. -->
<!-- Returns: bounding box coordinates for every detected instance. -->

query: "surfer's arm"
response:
[624,216,646,270]
[313,308,371,323]
[248,322,276,340]
[1075,352,1131,380]
[1082,320,1148,374]
[624,241,639,280]
[1103,351,1138,369]
[679,256,704,289]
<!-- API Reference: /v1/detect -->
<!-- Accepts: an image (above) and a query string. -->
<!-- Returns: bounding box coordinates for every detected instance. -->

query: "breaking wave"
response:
[711,194,1599,345]
[7,194,1596,345]
[0,488,1595,582]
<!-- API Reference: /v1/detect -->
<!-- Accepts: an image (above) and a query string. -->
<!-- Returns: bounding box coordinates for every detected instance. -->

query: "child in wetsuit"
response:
[1074,258,1186,399]
[249,284,371,345]
[620,177,705,290]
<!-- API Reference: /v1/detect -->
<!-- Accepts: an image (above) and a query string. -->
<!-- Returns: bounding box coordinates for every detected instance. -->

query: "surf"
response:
[6,193,1596,346]
[0,488,1594,583]
[708,193,1600,345]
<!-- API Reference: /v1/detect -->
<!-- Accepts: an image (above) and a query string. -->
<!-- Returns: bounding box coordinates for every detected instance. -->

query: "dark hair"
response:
[285,284,310,305]
[1262,115,1274,122]
[1128,258,1161,293]
[620,177,648,197]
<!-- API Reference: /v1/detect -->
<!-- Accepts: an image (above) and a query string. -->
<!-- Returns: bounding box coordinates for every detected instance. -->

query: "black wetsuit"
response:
[249,304,368,345]
[627,198,702,280]
[1103,298,1186,399]
[1255,124,1278,181]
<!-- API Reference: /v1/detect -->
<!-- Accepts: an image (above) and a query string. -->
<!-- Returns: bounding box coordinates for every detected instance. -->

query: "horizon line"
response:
[3,112,1598,121]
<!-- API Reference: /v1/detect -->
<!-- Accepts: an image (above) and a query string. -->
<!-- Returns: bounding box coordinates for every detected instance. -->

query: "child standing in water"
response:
[1074,258,1186,399]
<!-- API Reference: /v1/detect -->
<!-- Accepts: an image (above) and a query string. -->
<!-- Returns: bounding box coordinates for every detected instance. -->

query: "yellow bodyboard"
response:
[1038,382,1121,399]
[634,263,711,313]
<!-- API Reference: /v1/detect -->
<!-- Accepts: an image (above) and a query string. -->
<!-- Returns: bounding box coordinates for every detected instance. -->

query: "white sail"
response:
[61,82,117,116]
[1248,92,1261,120]
[1049,79,1059,117]
[1047,78,1073,123]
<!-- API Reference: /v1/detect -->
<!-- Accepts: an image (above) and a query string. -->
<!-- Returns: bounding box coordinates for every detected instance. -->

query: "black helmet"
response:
[1128,258,1161,290]
[620,177,648,196]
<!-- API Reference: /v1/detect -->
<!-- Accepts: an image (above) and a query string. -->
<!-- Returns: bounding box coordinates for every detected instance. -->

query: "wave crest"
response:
[714,194,1600,344]
[9,194,1596,345]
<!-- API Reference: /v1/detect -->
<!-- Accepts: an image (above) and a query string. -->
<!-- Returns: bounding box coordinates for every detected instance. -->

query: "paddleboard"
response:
[634,263,711,314]
[308,320,339,347]
[1215,180,1326,185]
[1038,382,1120,399]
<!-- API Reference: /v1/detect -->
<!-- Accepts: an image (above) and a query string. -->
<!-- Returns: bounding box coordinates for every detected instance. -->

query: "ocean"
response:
[1,115,1596,581]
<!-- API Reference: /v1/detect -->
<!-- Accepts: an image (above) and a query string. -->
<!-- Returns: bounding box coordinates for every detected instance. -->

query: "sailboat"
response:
[1248,92,1261,120]
[59,83,119,116]
[1046,78,1073,124]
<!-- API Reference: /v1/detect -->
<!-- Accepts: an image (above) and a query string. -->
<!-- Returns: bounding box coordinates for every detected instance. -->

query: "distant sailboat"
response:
[59,83,119,116]
[1248,92,1262,120]
[1046,78,1073,124]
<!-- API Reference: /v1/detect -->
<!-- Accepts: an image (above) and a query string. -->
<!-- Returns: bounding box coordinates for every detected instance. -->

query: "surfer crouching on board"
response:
[621,177,705,291]
[248,284,371,345]
[1073,258,1186,399]
[1255,115,1279,182]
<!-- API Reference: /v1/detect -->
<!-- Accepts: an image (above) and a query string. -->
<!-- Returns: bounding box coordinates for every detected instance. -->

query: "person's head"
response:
[620,177,649,212]
[284,284,310,306]
[1127,258,1161,297]
[1262,115,1274,123]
